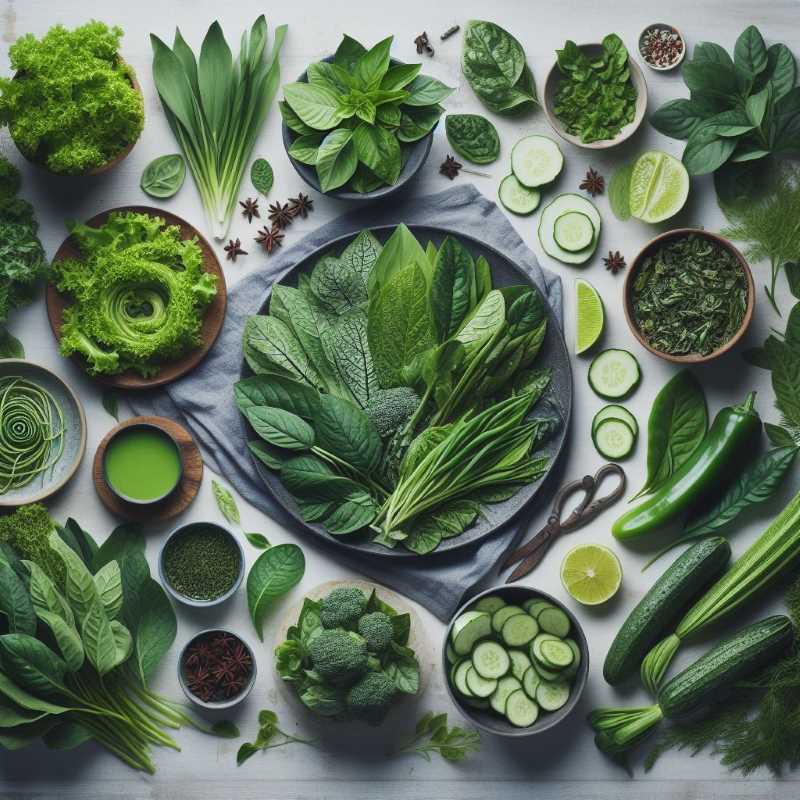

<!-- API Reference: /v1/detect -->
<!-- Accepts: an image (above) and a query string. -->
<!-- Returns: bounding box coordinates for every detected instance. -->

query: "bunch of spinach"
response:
[553,34,637,143]
[237,225,558,553]
[282,35,452,193]
[275,587,419,719]
[650,26,800,201]
[461,21,537,115]
[0,513,235,771]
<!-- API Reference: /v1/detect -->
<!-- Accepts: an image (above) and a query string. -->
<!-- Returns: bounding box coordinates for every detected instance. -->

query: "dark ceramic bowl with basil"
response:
[442,586,589,738]
[158,522,245,608]
[281,57,435,201]
[239,224,572,559]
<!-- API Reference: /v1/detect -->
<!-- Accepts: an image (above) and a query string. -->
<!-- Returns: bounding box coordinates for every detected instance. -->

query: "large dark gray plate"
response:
[241,225,572,557]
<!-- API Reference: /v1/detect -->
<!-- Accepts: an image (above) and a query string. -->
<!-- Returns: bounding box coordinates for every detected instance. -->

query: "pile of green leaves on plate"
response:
[281,35,453,193]
[461,21,537,115]
[0,506,236,771]
[650,25,800,202]
[275,585,419,724]
[236,224,559,554]
[151,17,286,240]
[553,34,637,143]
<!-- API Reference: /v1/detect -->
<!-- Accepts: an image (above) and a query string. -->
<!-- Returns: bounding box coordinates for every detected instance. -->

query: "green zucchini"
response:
[603,537,731,685]
[658,615,793,718]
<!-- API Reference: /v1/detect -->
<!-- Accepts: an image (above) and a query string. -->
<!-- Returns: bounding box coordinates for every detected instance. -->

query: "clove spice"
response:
[441,25,460,41]
[414,32,434,57]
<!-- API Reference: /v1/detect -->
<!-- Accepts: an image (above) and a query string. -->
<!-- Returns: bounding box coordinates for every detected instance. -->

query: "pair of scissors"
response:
[501,463,627,583]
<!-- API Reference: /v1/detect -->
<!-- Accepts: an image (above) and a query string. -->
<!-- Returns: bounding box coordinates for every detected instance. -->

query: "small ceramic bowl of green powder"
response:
[159,522,244,606]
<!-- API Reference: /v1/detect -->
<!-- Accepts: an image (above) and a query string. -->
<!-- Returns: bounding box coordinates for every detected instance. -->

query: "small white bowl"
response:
[638,24,687,72]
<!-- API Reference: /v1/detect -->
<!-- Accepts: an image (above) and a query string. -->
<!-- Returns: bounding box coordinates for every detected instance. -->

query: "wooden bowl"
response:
[11,60,143,176]
[47,205,227,389]
[623,228,755,364]
[543,44,648,150]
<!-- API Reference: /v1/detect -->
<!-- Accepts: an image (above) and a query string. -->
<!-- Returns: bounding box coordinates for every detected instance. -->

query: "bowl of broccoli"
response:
[274,581,430,727]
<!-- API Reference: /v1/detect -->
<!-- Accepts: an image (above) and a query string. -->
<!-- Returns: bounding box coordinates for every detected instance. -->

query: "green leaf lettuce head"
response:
[281,35,452,193]
[52,211,217,378]
[0,22,144,174]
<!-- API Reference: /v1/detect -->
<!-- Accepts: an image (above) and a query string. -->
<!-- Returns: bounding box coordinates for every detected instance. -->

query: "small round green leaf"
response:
[140,154,186,199]
[251,158,274,195]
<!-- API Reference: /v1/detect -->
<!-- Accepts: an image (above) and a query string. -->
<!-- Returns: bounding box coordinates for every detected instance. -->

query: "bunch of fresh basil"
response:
[650,25,800,200]
[281,35,453,193]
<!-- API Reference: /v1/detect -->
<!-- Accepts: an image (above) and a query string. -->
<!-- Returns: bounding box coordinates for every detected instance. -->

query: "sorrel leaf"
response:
[247,544,305,640]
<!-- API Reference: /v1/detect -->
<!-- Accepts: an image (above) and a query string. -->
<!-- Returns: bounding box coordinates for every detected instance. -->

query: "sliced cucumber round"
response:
[452,659,473,696]
[489,675,522,715]
[499,174,541,215]
[472,640,511,680]
[592,404,639,437]
[540,639,574,669]
[474,595,507,615]
[593,418,636,460]
[553,211,594,252]
[505,688,540,727]
[465,665,498,698]
[511,135,564,188]
[508,649,532,681]
[588,348,641,400]
[536,680,570,712]
[501,613,539,647]
[451,610,492,655]
[522,665,541,699]
[538,194,600,265]
[538,607,571,638]
[491,605,526,634]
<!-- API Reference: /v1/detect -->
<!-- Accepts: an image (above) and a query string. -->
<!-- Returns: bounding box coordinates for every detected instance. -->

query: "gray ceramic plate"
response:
[281,58,435,201]
[0,360,86,506]
[241,224,573,557]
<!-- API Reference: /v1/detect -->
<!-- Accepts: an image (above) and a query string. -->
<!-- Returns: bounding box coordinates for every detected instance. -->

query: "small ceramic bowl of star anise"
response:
[178,628,257,710]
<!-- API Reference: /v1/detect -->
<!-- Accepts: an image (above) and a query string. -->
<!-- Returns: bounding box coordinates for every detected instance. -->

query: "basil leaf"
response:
[734,25,768,78]
[397,105,443,142]
[288,133,323,165]
[80,602,117,676]
[684,446,798,538]
[633,370,708,500]
[283,83,344,130]
[279,100,316,135]
[333,35,366,71]
[764,43,796,100]
[381,63,421,91]
[247,440,285,470]
[0,671,69,715]
[307,61,350,94]
[131,577,177,685]
[772,87,800,152]
[369,223,428,295]
[765,423,798,447]
[703,109,755,137]
[212,480,240,525]
[650,98,709,140]
[786,262,800,299]
[35,611,84,672]
[247,544,305,640]
[316,129,358,192]
[403,75,454,107]
[352,123,401,184]
[682,60,739,99]
[353,36,393,91]
[445,114,500,164]
[48,533,100,625]
[140,154,186,199]
[694,41,734,68]
[746,86,770,127]
[93,561,123,620]
[683,124,737,175]
[245,406,315,451]
[764,335,800,429]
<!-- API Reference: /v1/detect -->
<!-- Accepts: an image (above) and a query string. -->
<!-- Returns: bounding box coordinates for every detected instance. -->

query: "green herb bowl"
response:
[177,628,257,710]
[623,228,755,364]
[158,522,245,608]
[543,43,648,150]
[281,57,435,201]
[443,585,589,738]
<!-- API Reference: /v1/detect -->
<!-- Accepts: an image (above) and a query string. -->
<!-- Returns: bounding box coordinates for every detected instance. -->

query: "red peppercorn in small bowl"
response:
[639,24,686,72]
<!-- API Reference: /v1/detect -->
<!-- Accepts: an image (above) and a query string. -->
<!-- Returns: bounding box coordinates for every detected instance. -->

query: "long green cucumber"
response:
[603,537,731,685]
[658,615,793,719]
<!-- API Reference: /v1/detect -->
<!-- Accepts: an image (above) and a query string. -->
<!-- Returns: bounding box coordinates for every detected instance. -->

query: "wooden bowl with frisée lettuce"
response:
[236,224,572,558]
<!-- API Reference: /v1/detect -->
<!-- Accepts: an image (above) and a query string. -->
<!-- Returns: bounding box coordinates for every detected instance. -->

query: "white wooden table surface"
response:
[2,0,799,797]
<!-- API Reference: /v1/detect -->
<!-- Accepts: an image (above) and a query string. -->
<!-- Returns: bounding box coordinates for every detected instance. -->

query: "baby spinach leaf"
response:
[0,329,23,358]
[42,720,93,750]
[0,671,69,715]
[384,642,420,693]
[316,129,358,192]
[634,370,708,500]
[651,98,708,141]
[245,533,271,549]
[321,490,380,534]
[235,373,320,419]
[245,406,315,451]
[140,154,186,199]
[248,440,285,470]
[313,394,382,473]
[368,263,435,386]
[92,561,123,620]
[352,124,401,184]
[282,83,344,130]
[430,236,475,341]
[80,602,117,676]
[247,544,305,640]
[683,124,738,175]
[0,634,68,697]
[48,533,100,625]
[369,224,428,294]
[0,561,35,635]
[34,611,84,673]
[734,25,768,79]
[764,43,796,100]
[445,114,500,165]
[212,480,241,525]
[131,577,176,685]
[25,562,73,627]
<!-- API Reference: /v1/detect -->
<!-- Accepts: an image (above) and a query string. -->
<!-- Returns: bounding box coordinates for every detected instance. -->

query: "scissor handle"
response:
[559,463,626,531]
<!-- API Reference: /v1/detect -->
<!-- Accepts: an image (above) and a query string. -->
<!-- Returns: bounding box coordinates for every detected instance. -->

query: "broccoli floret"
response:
[319,586,367,629]
[358,612,394,652]
[364,387,420,439]
[0,504,62,583]
[346,671,397,725]
[308,628,368,687]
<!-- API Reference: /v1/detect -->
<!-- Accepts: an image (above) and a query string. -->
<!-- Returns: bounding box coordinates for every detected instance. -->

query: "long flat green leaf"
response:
[198,21,234,139]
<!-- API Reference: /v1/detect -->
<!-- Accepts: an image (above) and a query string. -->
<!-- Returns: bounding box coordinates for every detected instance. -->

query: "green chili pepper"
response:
[613,392,762,541]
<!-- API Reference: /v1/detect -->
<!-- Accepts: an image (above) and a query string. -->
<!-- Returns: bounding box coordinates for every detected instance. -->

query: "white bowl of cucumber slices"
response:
[443,586,589,736]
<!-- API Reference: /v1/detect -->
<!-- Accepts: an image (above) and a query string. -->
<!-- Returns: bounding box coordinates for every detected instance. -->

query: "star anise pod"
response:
[224,238,247,262]
[267,201,293,230]
[186,666,211,692]
[255,225,284,254]
[580,168,605,197]
[239,197,260,223]
[212,632,238,653]
[212,660,238,683]
[440,155,462,180]
[227,644,253,674]
[289,192,314,219]
[221,675,246,697]
[603,250,626,275]
[185,641,213,666]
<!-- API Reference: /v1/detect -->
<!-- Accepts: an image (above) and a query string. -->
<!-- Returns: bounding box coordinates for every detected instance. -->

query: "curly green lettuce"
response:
[0,21,144,174]
[53,211,217,378]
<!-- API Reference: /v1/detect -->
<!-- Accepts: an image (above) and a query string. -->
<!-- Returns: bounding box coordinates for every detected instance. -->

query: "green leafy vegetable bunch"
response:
[275,585,419,725]
[0,22,144,174]
[52,211,217,378]
[0,507,236,771]
[650,25,800,199]
[281,35,453,193]
[553,34,637,143]
[236,225,558,554]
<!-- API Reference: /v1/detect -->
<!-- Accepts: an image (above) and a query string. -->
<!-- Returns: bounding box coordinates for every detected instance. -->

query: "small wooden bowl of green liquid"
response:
[102,422,183,505]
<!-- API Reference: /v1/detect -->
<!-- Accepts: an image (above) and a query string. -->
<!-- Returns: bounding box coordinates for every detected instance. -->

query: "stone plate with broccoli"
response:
[274,581,432,729]
[237,224,571,557]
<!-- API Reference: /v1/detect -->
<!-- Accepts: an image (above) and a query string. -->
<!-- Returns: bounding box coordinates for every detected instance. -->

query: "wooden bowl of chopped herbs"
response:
[623,229,755,363]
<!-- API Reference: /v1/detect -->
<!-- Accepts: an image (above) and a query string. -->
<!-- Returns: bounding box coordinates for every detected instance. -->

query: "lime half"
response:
[560,544,622,605]
[575,278,604,355]
[628,151,689,223]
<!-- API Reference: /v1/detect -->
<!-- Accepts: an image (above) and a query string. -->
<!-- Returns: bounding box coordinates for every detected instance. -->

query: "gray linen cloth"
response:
[129,184,563,621]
